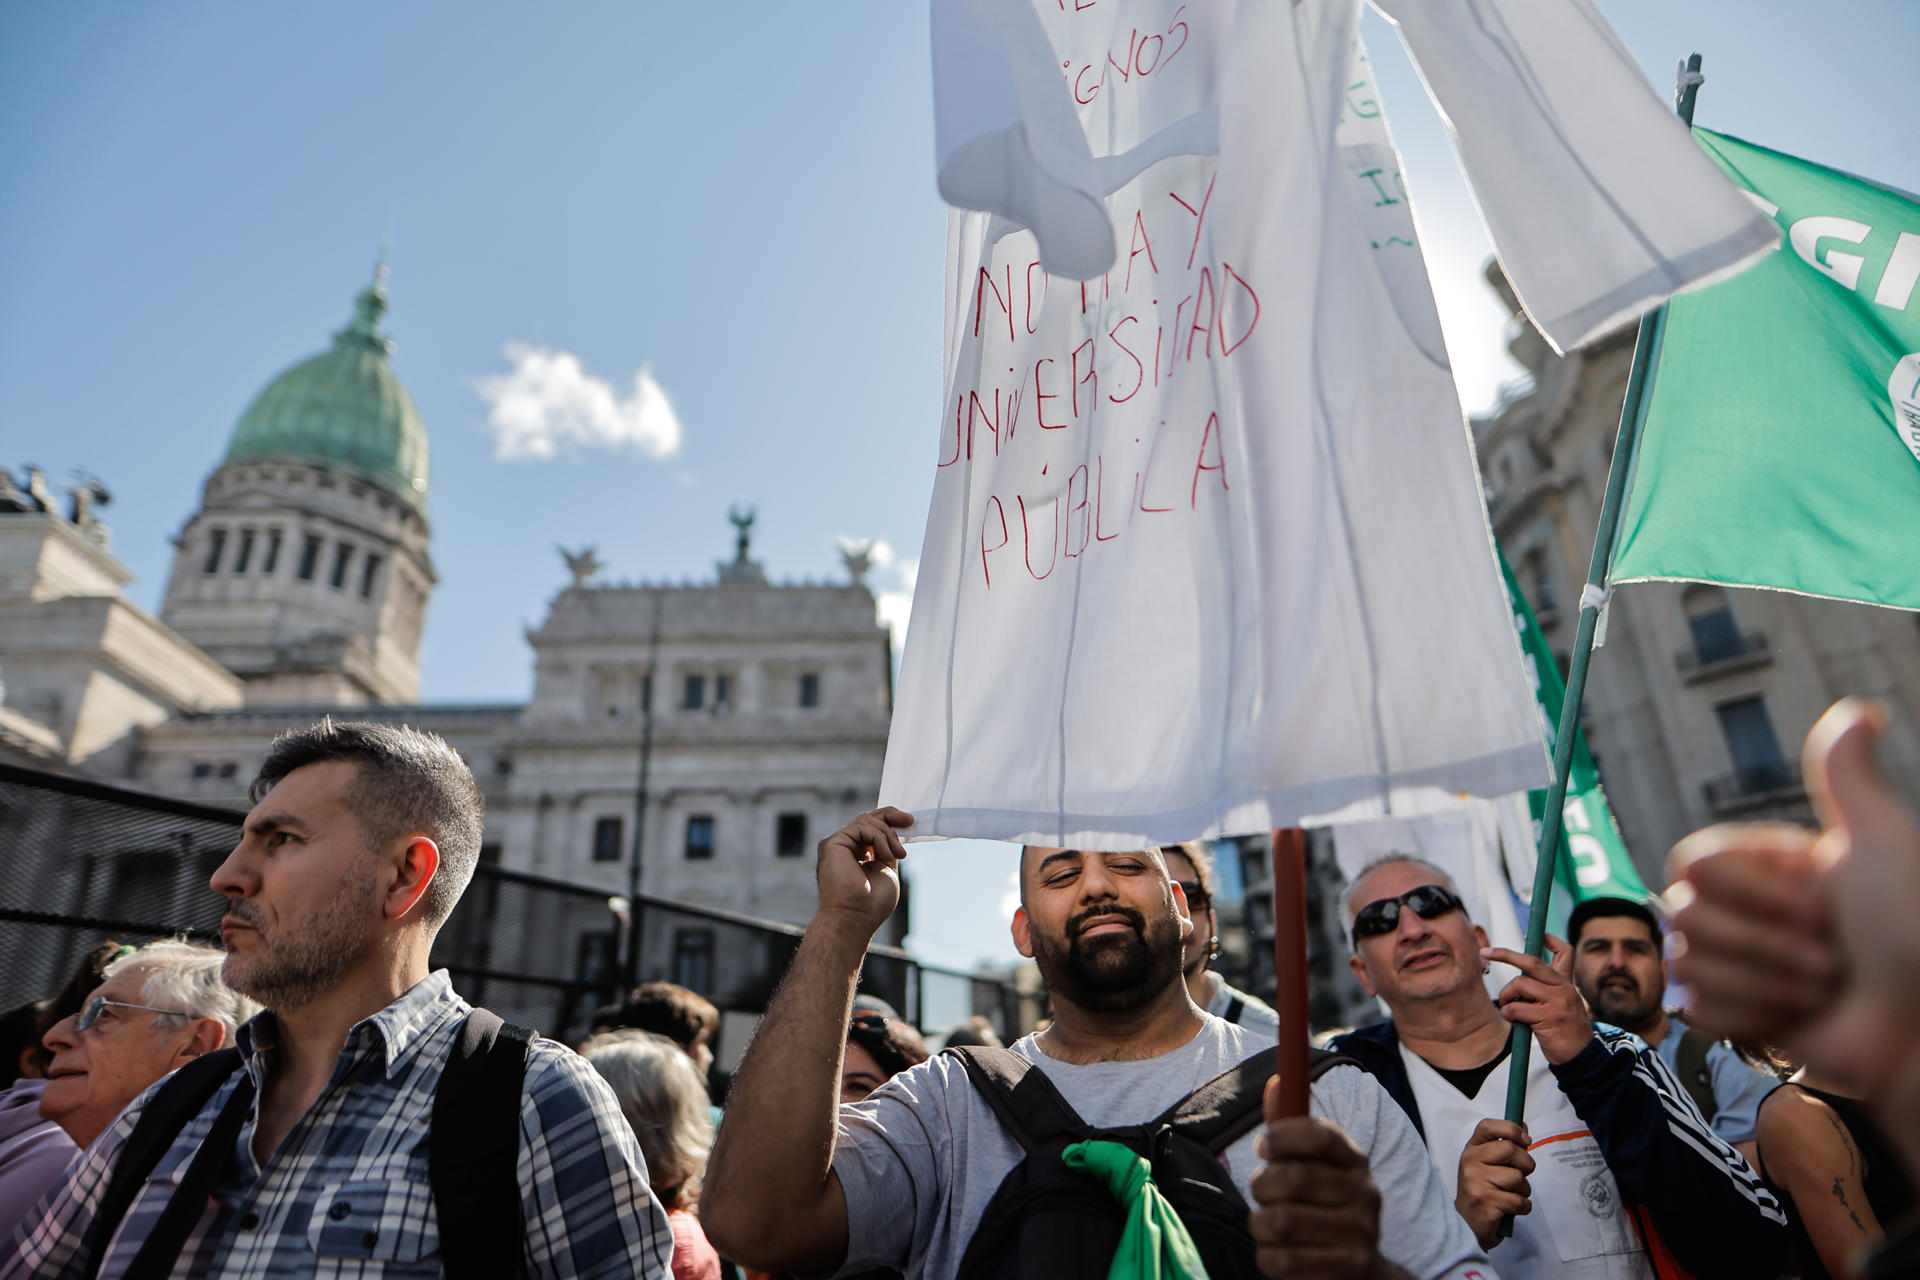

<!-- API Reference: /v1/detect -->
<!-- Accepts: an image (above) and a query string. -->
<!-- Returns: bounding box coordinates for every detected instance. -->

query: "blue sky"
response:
[5,2,1914,971]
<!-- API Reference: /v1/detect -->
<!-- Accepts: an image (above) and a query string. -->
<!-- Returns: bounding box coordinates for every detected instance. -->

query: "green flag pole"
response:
[1499,53,1706,1138]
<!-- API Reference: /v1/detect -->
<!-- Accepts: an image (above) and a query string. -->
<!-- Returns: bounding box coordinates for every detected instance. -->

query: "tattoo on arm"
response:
[1822,1108,1859,1177]
[1830,1176,1867,1235]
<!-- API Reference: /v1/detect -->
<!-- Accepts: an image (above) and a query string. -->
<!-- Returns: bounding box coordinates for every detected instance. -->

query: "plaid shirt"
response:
[0,971,672,1279]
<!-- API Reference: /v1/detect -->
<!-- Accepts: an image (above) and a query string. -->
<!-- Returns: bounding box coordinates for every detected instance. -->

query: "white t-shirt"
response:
[1402,1043,1652,1280]
[832,1015,1494,1279]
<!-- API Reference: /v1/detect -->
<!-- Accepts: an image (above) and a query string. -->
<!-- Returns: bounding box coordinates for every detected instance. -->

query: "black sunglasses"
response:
[1350,884,1464,947]
[1175,880,1212,912]
[848,1013,890,1042]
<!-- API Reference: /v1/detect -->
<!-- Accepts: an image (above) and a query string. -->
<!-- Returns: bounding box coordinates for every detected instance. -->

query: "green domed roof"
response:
[223,266,429,514]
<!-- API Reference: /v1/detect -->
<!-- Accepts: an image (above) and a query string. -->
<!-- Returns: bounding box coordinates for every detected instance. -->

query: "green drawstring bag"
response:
[1061,1139,1212,1280]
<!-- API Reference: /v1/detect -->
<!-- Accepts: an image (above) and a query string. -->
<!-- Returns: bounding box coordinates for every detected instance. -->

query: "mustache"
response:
[225,902,264,929]
[1068,904,1146,938]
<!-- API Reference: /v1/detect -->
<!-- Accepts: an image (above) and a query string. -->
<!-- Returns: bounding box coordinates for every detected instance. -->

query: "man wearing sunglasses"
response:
[0,940,251,1229]
[1160,842,1280,1037]
[1327,857,1788,1279]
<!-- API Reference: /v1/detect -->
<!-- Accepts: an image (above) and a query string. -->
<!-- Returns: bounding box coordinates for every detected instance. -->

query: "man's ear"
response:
[1170,880,1194,941]
[175,1017,227,1064]
[1011,906,1034,959]
[1472,923,1491,952]
[386,836,441,922]
[1349,951,1378,999]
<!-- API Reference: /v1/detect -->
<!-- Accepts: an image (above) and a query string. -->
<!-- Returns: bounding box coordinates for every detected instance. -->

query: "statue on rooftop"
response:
[838,538,875,587]
[729,504,756,563]
[559,545,602,588]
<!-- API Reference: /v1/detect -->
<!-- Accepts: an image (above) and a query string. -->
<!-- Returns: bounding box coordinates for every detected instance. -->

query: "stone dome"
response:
[222,266,429,514]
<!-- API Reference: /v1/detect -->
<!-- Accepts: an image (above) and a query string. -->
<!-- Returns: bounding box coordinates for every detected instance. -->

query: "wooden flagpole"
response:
[1270,828,1311,1116]
[1500,50,1706,1129]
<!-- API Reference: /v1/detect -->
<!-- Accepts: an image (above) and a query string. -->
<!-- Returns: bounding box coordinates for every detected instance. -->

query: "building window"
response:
[190,762,213,779]
[329,542,354,590]
[776,812,808,858]
[682,675,705,710]
[672,928,715,994]
[713,673,732,711]
[1716,697,1791,792]
[479,842,503,866]
[640,673,653,713]
[685,814,715,860]
[232,529,255,574]
[217,762,238,779]
[360,552,382,598]
[798,673,820,708]
[592,816,624,863]
[201,528,227,574]
[1684,585,1742,664]
[297,534,322,581]
[262,528,283,574]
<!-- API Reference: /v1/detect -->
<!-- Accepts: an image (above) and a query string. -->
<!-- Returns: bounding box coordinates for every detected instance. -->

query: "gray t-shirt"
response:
[831,1015,1494,1280]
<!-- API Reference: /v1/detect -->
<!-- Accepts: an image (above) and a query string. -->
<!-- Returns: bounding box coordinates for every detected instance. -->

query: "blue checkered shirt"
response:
[0,971,672,1278]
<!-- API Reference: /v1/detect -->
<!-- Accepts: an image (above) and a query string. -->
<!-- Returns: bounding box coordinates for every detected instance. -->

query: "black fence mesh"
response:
[0,764,1023,1049]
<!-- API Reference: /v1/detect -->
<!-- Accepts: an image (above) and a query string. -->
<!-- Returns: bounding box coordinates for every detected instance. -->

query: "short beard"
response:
[223,858,380,1011]
[1589,979,1660,1033]
[1032,904,1185,1014]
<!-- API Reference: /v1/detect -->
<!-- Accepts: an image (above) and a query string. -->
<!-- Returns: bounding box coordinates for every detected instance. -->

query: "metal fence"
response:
[0,764,1025,1053]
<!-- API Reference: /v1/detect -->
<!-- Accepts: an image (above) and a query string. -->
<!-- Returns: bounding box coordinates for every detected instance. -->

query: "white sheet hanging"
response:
[885,0,1776,847]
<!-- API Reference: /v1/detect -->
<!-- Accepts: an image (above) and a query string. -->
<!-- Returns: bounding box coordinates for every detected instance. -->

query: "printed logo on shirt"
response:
[1580,1169,1618,1220]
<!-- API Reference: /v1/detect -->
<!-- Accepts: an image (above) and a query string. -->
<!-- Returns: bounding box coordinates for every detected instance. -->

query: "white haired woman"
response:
[580,1029,720,1280]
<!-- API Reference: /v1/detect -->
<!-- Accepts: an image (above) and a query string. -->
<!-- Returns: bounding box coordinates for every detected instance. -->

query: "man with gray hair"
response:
[1327,855,1787,1278]
[0,941,252,1229]
[3,717,670,1278]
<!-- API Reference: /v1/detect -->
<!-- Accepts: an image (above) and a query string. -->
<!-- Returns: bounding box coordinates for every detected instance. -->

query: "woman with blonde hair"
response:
[580,1029,720,1280]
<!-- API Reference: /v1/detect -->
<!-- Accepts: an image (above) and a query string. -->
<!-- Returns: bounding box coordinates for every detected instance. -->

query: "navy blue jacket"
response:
[1329,1018,1788,1278]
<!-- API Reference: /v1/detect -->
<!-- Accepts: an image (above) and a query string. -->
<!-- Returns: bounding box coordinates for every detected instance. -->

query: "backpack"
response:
[1672,1027,1719,1126]
[82,1007,533,1280]
[948,1044,1354,1280]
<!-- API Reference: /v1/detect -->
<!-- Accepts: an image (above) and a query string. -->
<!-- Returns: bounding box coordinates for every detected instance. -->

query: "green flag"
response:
[1498,549,1649,906]
[1612,129,1920,606]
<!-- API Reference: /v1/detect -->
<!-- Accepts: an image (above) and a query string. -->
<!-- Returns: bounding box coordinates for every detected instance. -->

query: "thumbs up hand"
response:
[1667,698,1920,1105]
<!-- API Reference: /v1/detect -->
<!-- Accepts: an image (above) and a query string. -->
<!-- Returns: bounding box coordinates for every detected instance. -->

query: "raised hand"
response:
[1483,935,1592,1065]
[815,807,914,937]
[1668,698,1920,1104]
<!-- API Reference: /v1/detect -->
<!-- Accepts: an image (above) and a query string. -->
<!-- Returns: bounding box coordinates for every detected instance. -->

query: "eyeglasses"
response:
[1350,885,1465,947]
[1175,881,1212,913]
[75,996,192,1033]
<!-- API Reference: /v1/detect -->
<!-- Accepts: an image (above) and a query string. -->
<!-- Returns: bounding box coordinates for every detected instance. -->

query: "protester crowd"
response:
[0,708,1912,1278]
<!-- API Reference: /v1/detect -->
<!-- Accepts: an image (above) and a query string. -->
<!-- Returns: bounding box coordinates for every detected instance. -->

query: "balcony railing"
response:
[1675,629,1772,681]
[1703,761,1805,814]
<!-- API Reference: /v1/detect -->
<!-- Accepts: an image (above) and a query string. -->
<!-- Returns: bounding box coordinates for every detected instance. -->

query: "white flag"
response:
[884,0,1776,848]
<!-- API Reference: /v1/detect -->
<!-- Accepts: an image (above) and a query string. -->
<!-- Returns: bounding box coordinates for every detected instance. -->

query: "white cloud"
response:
[478,342,684,461]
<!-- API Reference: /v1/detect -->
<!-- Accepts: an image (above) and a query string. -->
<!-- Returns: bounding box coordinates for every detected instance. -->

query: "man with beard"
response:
[1327,857,1786,1279]
[1161,842,1281,1037]
[701,809,1492,1280]
[1,718,671,1278]
[1567,897,1777,1165]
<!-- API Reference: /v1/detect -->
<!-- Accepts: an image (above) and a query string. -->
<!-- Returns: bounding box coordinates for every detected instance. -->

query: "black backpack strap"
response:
[1162,1047,1359,1153]
[84,1048,245,1280]
[1223,996,1246,1025]
[431,1008,535,1280]
[1674,1028,1719,1124]
[117,1053,255,1280]
[946,1045,1092,1153]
